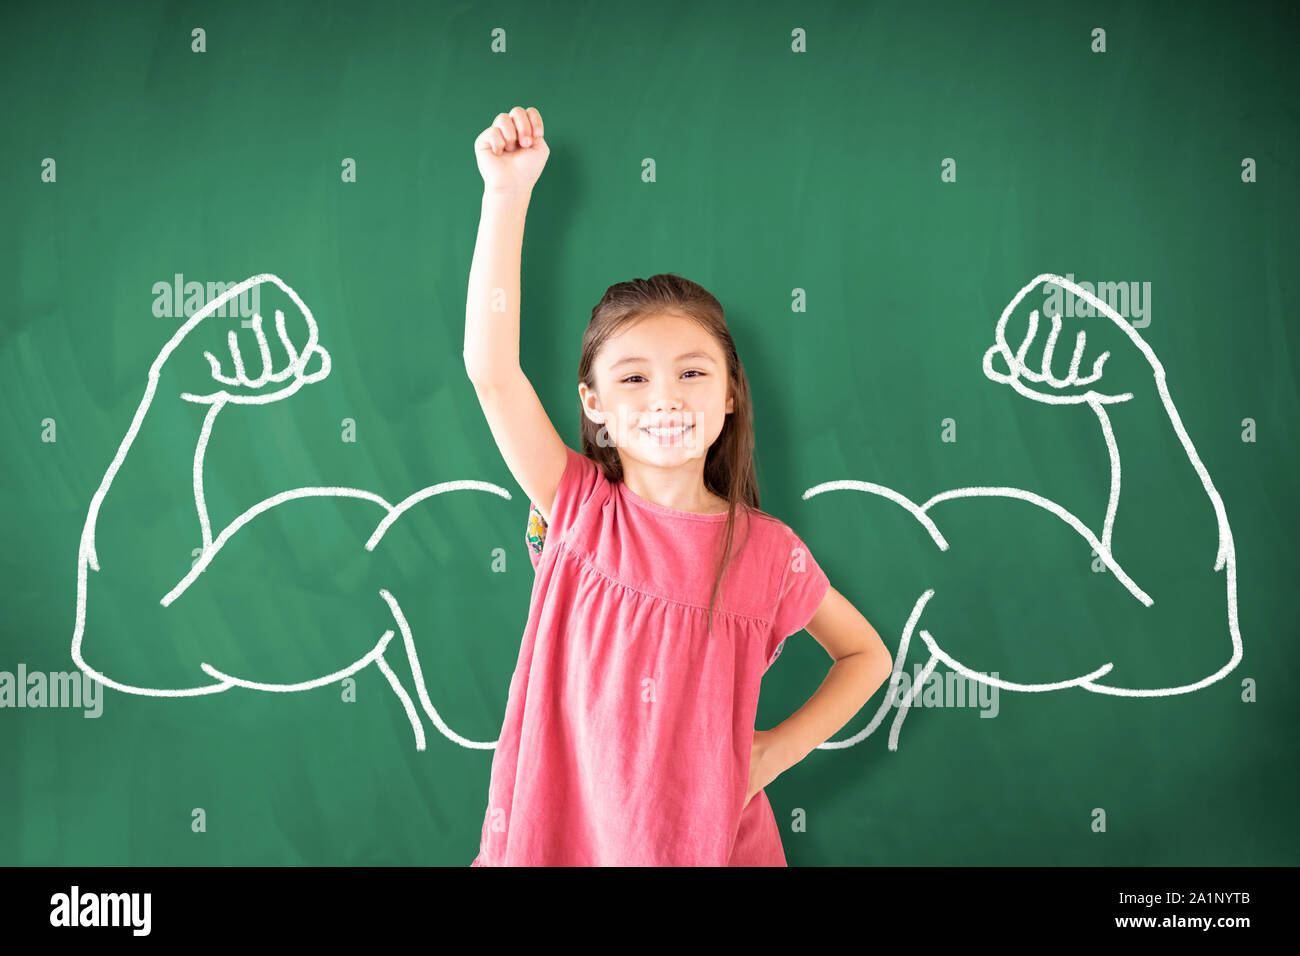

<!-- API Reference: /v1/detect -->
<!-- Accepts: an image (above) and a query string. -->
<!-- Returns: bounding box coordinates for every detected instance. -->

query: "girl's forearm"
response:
[767,652,892,771]
[464,188,533,384]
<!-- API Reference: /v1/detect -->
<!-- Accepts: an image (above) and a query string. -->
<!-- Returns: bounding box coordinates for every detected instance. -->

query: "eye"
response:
[620,371,705,383]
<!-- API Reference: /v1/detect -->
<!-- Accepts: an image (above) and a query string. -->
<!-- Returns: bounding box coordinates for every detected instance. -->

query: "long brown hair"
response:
[577,273,760,635]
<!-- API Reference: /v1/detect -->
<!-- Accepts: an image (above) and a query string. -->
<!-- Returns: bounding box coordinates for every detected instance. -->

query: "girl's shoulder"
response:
[717,505,809,576]
[525,446,607,567]
[737,508,826,584]
[740,504,799,540]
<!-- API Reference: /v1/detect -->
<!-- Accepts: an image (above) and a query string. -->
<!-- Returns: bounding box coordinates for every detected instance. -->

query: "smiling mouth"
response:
[641,424,693,443]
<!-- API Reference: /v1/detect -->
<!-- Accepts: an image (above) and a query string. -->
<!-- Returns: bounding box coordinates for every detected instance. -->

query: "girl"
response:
[464,106,893,866]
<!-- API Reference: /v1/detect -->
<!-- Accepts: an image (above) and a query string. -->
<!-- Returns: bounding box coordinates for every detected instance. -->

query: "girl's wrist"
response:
[483,185,533,202]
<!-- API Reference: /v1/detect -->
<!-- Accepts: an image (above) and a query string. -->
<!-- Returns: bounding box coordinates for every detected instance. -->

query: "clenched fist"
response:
[474,106,549,194]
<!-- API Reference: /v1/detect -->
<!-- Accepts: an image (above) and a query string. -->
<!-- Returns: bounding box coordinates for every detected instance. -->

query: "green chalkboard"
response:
[1,0,1296,867]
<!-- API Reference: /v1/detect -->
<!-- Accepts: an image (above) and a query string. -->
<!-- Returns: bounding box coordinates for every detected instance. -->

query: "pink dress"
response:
[470,444,830,866]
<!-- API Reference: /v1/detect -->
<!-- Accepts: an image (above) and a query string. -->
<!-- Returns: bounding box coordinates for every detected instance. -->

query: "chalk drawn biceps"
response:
[805,272,1242,753]
[73,273,509,755]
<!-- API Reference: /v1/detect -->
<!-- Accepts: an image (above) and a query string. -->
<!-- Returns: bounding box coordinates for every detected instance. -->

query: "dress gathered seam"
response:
[552,536,773,627]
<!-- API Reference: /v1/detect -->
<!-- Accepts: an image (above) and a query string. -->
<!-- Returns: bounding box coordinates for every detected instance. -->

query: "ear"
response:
[577,382,605,425]
[726,392,734,414]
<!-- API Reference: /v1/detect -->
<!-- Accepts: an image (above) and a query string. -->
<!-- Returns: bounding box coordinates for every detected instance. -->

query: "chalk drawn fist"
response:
[159,274,331,406]
[184,308,330,405]
[474,106,549,194]
[982,273,1154,406]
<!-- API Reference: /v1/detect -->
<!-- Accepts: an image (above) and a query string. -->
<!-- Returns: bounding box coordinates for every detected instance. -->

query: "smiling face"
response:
[579,311,734,468]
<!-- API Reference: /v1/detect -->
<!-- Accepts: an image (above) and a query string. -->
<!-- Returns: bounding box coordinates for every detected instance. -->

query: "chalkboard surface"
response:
[2,0,1296,866]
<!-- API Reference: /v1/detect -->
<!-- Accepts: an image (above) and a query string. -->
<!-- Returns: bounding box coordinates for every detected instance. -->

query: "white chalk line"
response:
[378,588,498,750]
[199,627,397,693]
[194,397,224,551]
[161,486,395,607]
[918,629,1114,692]
[376,650,426,752]
[1091,396,1120,556]
[365,482,515,550]
[803,482,1153,606]
[817,589,935,752]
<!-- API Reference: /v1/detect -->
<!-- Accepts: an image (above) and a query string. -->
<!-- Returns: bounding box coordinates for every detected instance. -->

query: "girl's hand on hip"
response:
[743,730,786,810]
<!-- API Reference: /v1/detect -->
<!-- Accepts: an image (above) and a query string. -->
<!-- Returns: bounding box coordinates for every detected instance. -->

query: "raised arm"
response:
[463,106,568,524]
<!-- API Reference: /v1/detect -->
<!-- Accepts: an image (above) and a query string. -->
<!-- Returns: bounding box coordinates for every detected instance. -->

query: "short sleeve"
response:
[524,444,602,570]
[766,527,831,666]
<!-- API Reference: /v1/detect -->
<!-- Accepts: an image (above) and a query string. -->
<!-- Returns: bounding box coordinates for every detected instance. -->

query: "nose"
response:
[648,386,684,414]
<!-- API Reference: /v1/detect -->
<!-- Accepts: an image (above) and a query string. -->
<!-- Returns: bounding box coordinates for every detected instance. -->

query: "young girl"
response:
[464,107,892,866]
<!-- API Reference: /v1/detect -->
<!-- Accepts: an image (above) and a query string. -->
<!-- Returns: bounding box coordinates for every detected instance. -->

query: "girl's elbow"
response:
[868,649,894,684]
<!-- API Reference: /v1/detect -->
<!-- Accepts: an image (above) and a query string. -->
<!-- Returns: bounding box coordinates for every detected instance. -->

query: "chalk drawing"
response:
[72,274,506,750]
[809,274,1242,750]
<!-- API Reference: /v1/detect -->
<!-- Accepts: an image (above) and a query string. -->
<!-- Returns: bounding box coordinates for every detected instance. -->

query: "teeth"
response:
[644,425,690,436]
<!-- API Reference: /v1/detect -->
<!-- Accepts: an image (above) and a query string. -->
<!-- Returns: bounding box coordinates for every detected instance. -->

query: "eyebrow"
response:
[610,351,717,370]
